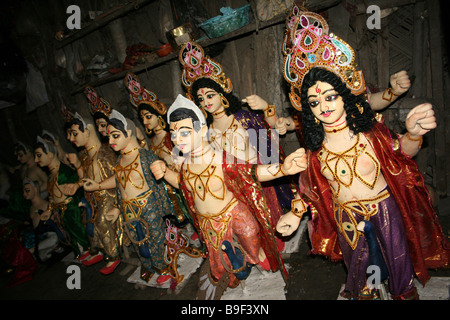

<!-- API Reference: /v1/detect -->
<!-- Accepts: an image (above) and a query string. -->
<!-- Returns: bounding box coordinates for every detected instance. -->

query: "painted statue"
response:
[178,43,300,252]
[34,136,90,260]
[65,110,122,275]
[276,7,450,300]
[83,110,179,284]
[150,94,307,299]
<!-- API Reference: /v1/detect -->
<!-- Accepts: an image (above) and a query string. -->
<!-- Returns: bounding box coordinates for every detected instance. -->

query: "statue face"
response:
[306,81,346,126]
[69,124,89,148]
[23,183,37,200]
[16,149,31,164]
[107,125,129,152]
[140,109,159,131]
[95,118,108,137]
[34,147,51,167]
[196,87,222,114]
[169,118,200,155]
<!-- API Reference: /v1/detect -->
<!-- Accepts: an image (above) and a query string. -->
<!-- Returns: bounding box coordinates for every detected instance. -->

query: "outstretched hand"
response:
[405,103,437,136]
[275,117,288,135]
[150,160,167,180]
[242,94,268,111]
[83,178,99,192]
[390,70,411,96]
[281,148,307,175]
[276,212,302,237]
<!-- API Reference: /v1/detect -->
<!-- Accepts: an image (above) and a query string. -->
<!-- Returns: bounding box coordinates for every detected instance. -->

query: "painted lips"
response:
[321,110,333,118]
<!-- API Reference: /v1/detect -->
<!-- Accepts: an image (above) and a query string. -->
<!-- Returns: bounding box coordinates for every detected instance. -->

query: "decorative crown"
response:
[178,42,232,100]
[84,86,113,117]
[124,72,167,115]
[61,101,74,123]
[282,6,366,110]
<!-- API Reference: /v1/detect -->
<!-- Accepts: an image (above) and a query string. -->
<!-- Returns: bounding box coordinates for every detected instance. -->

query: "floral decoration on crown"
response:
[282,6,366,110]
[124,72,167,115]
[84,86,113,117]
[61,101,75,123]
[178,42,232,100]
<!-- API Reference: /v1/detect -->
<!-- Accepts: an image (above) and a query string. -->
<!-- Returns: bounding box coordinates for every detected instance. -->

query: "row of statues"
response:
[2,6,448,299]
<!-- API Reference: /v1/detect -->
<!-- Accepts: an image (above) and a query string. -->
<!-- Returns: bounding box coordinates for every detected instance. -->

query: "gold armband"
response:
[263,104,276,117]
[291,198,308,218]
[382,88,401,102]
[405,132,423,148]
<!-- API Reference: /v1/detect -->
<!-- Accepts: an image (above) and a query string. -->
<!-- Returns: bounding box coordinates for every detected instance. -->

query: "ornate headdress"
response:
[61,102,74,123]
[84,86,113,118]
[282,6,366,110]
[124,72,167,115]
[178,42,233,100]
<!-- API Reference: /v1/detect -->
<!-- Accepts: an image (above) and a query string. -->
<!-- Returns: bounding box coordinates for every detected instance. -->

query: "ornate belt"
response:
[333,189,390,250]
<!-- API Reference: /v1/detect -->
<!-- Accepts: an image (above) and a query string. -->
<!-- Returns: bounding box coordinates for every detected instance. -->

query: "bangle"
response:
[291,198,308,218]
[98,182,102,191]
[279,165,288,176]
[263,104,276,117]
[405,132,423,148]
[382,88,401,102]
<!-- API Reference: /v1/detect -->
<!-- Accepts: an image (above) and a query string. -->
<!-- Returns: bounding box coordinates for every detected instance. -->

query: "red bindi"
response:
[315,85,321,94]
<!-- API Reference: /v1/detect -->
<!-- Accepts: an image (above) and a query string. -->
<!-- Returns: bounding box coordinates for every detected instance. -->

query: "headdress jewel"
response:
[282,6,366,110]
[124,72,167,115]
[84,85,113,117]
[178,42,232,100]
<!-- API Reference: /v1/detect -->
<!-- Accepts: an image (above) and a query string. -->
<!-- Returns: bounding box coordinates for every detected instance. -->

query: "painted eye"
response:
[325,94,338,101]
[309,100,319,108]
[170,132,177,140]
[180,130,191,137]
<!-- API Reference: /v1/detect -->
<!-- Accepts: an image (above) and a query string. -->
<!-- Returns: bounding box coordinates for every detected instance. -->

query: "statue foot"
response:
[77,251,90,262]
[82,253,103,266]
[99,260,120,275]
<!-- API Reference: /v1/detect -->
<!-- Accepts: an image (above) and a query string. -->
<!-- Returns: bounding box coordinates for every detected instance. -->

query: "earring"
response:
[219,93,229,108]
[158,116,166,129]
[145,126,152,135]
[315,117,320,125]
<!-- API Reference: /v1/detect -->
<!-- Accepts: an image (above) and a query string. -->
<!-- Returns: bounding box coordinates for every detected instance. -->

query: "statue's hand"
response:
[390,70,411,96]
[405,103,436,136]
[282,148,307,175]
[275,117,288,135]
[276,212,301,237]
[242,94,268,111]
[150,160,167,180]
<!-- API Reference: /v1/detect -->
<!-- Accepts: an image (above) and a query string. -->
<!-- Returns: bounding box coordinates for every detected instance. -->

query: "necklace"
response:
[48,163,60,173]
[120,146,139,155]
[212,109,226,117]
[324,124,349,134]
[184,152,225,201]
[86,144,97,152]
[190,146,213,159]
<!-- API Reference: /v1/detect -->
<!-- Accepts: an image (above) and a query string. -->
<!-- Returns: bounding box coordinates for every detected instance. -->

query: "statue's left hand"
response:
[405,103,437,136]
